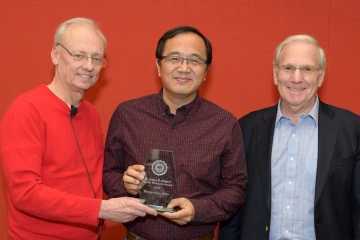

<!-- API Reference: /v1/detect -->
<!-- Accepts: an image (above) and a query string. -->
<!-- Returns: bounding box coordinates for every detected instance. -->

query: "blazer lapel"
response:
[257,105,277,211]
[315,101,339,205]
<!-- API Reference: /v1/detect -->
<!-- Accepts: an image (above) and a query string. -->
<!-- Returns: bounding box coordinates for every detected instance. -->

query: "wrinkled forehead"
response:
[279,40,320,65]
[62,24,105,52]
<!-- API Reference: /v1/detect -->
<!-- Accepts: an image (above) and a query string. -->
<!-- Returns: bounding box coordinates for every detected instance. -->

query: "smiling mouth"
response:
[176,77,190,80]
[288,87,305,92]
[174,77,192,82]
[77,74,92,79]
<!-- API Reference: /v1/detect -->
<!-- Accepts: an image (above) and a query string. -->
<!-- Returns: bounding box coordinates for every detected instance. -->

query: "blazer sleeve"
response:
[218,209,242,240]
[353,139,360,239]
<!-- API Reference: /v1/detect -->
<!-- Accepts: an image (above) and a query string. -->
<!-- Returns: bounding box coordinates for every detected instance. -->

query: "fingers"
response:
[124,182,140,195]
[166,198,182,209]
[158,198,195,225]
[159,210,188,225]
[123,165,146,195]
[125,197,158,217]
[99,197,158,223]
[138,171,147,189]
[142,205,158,216]
[124,165,145,184]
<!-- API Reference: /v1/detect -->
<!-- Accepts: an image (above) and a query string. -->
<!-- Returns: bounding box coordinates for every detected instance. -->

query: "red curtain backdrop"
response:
[1,0,359,238]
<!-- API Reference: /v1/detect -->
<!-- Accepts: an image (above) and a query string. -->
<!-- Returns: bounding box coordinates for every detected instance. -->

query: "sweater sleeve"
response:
[0,99,102,226]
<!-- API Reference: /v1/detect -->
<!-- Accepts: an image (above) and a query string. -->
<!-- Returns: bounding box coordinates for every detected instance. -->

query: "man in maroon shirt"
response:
[103,26,247,240]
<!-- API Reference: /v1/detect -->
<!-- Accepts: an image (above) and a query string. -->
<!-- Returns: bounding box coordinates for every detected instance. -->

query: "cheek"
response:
[276,78,286,88]
[94,68,102,76]
[273,71,280,85]
[160,67,173,77]
[194,69,207,79]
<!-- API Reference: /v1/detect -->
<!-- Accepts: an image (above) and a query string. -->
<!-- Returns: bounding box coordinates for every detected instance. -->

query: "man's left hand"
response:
[159,197,195,225]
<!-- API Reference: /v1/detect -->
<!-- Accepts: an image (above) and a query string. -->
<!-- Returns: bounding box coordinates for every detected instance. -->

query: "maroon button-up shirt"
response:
[103,90,247,240]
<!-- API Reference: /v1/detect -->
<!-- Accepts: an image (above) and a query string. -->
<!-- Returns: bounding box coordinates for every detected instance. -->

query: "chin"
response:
[283,96,302,106]
[76,83,93,91]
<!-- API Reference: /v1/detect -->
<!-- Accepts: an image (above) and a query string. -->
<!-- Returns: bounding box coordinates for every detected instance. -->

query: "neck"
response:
[162,90,197,114]
[47,78,83,107]
[281,96,316,125]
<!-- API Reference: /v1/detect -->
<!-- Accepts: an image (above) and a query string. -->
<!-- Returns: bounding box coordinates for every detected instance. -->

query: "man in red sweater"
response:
[0,17,156,240]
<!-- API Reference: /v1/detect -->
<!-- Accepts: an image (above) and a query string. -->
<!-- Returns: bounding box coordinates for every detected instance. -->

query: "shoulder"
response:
[200,98,237,121]
[115,94,156,111]
[1,86,50,137]
[239,105,277,127]
[320,101,360,124]
[3,85,47,117]
[14,85,48,105]
[108,94,158,124]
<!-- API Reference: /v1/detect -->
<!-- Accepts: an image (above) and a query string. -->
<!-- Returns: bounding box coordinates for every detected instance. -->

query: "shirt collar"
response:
[155,88,201,116]
[275,95,319,125]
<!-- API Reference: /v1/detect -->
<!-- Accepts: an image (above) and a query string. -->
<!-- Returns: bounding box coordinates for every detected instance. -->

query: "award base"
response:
[146,204,174,213]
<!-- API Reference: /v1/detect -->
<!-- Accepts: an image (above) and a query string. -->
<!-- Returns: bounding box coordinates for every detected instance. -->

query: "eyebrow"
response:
[166,51,204,58]
[281,63,317,67]
[71,49,103,57]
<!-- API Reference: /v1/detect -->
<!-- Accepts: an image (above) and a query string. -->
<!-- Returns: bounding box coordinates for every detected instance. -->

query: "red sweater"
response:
[0,85,104,240]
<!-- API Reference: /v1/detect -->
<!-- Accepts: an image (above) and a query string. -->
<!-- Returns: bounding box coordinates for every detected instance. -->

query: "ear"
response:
[202,65,209,81]
[51,46,59,65]
[317,70,325,87]
[156,59,161,77]
[273,66,278,85]
[206,64,210,72]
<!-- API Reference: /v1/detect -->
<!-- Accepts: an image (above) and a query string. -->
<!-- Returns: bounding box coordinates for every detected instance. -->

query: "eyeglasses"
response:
[160,55,207,67]
[56,43,108,67]
[277,65,321,76]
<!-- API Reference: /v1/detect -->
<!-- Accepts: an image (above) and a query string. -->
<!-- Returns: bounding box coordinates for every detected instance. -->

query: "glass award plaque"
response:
[139,149,176,212]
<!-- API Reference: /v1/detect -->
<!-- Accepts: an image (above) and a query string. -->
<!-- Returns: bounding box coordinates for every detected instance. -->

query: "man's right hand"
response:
[98,197,157,223]
[123,164,146,195]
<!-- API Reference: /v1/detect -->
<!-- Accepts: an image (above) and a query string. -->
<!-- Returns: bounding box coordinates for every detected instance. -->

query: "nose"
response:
[291,68,302,82]
[180,58,189,65]
[82,57,94,71]
[177,58,190,72]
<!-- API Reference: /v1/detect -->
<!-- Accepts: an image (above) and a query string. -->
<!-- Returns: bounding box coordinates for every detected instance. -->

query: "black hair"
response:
[156,26,212,68]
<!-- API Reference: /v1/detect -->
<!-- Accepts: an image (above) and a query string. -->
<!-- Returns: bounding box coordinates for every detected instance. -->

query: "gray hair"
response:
[54,17,107,48]
[273,34,326,70]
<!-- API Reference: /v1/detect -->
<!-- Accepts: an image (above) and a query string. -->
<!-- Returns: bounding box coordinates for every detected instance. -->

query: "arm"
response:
[98,197,157,222]
[353,138,360,239]
[218,116,253,239]
[103,106,146,198]
[0,100,101,226]
[218,209,242,240]
[162,120,247,225]
[191,120,247,223]
[102,106,129,198]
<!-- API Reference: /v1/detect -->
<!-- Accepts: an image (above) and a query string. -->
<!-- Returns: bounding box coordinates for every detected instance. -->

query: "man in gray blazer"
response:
[219,34,360,240]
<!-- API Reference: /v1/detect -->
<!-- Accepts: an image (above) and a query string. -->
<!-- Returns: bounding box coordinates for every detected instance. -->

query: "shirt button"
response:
[285,230,289,234]
[292,134,296,138]
[288,181,292,185]
[286,205,290,210]
[171,125,176,130]
[290,157,294,161]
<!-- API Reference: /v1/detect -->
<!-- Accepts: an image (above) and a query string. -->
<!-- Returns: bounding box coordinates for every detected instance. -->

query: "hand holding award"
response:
[139,149,176,212]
